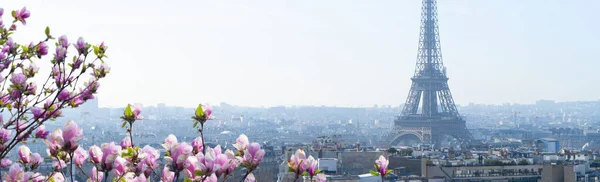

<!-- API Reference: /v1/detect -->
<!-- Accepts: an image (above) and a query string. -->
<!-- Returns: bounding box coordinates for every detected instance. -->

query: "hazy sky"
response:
[3,0,599,108]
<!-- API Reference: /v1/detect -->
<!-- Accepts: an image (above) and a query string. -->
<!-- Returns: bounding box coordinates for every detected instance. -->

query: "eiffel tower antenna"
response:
[385,0,473,148]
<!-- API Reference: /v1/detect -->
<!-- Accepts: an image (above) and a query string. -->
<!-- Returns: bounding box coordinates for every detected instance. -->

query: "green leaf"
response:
[45,26,50,36]
[120,178,126,182]
[21,45,28,52]
[386,169,393,174]
[195,104,204,118]
[302,171,308,176]
[184,178,193,182]
[315,169,322,174]
[193,121,198,128]
[370,170,379,176]
[49,177,55,182]
[124,105,133,117]
[127,147,134,154]
[121,121,127,128]
[194,170,204,177]
[11,11,16,18]
[288,167,295,172]
[93,45,99,55]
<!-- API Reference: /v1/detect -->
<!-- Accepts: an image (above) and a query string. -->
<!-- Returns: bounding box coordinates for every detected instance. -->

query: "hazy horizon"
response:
[4,0,599,108]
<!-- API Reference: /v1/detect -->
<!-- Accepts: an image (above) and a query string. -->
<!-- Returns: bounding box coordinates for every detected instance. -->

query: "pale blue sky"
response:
[3,0,599,107]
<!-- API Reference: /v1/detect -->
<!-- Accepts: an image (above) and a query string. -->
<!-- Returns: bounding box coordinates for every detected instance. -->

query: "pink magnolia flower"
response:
[58,35,69,48]
[224,149,239,175]
[88,167,103,182]
[113,156,128,176]
[14,7,31,25]
[133,104,142,120]
[89,145,103,164]
[10,73,27,86]
[75,37,88,55]
[35,125,49,139]
[1,159,12,168]
[191,136,203,154]
[57,89,70,101]
[242,142,265,168]
[18,145,31,164]
[307,156,318,177]
[184,155,199,178]
[62,120,83,151]
[161,166,174,182]
[36,42,49,56]
[171,142,192,171]
[204,174,218,182]
[4,164,25,182]
[30,173,45,182]
[142,145,160,168]
[45,128,63,155]
[204,104,214,120]
[30,153,42,170]
[54,47,67,62]
[0,128,11,143]
[161,134,178,151]
[233,134,249,152]
[288,149,308,176]
[375,155,389,176]
[101,142,120,171]
[316,173,327,182]
[245,173,256,182]
[74,147,88,167]
[120,136,132,149]
[50,172,64,182]
[0,8,3,17]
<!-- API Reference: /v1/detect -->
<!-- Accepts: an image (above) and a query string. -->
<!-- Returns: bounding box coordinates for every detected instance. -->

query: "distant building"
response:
[536,138,560,153]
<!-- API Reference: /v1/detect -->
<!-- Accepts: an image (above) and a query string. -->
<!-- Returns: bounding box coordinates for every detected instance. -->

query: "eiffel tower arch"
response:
[385,0,473,148]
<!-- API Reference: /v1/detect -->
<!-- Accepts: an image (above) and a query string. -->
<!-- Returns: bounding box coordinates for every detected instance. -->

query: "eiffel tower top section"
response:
[414,0,446,79]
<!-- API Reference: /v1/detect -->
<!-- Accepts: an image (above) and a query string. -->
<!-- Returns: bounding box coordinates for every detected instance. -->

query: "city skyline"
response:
[4,0,599,108]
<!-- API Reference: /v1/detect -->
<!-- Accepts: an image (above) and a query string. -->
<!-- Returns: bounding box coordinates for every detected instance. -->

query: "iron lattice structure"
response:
[386,0,473,148]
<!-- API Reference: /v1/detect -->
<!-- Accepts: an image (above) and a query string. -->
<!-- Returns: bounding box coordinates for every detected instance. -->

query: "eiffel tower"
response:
[386,0,473,148]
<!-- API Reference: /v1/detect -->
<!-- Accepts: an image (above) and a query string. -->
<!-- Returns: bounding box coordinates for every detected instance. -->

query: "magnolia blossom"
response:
[307,156,318,177]
[316,173,327,182]
[62,120,83,151]
[1,159,12,168]
[142,145,160,169]
[133,104,143,120]
[89,145,103,164]
[14,7,31,25]
[161,134,178,151]
[88,167,103,182]
[30,173,45,182]
[191,136,203,154]
[113,156,128,176]
[375,155,389,177]
[241,142,265,170]
[170,142,192,171]
[203,104,214,120]
[245,173,256,182]
[120,136,132,149]
[160,166,174,182]
[3,164,25,182]
[0,128,11,143]
[288,149,308,176]
[30,153,42,170]
[34,125,49,139]
[204,174,218,182]
[75,37,88,55]
[233,134,249,152]
[74,147,88,167]
[101,142,120,171]
[50,172,65,182]
[45,129,63,155]
[18,145,31,163]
